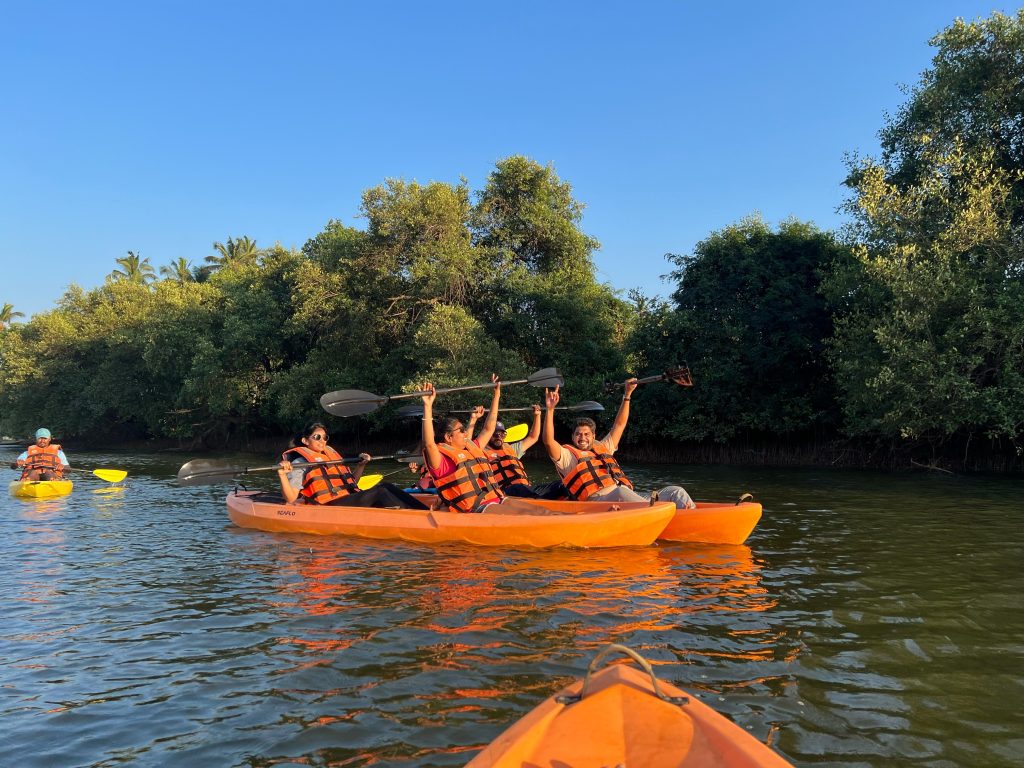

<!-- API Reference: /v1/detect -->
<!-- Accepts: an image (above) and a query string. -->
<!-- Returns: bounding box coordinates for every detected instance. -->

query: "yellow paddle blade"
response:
[504,423,529,443]
[358,473,383,490]
[93,469,127,483]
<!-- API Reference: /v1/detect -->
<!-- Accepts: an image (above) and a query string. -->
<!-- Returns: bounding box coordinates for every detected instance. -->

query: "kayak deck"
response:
[467,647,793,767]
[226,491,676,548]
[8,480,74,499]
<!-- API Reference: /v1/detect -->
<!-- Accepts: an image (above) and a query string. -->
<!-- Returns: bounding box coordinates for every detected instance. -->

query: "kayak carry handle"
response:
[555,644,688,707]
[737,492,754,505]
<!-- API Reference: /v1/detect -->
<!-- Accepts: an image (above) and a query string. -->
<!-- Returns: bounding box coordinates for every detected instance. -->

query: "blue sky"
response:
[1,1,1016,319]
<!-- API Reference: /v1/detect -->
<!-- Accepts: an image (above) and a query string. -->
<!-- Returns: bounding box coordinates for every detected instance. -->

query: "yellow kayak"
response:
[9,480,74,498]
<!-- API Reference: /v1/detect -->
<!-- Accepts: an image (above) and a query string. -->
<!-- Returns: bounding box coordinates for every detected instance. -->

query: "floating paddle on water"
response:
[604,365,693,393]
[320,368,564,418]
[176,452,411,486]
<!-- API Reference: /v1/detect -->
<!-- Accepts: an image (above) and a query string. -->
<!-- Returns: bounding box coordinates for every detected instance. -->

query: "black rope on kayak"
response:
[555,644,688,707]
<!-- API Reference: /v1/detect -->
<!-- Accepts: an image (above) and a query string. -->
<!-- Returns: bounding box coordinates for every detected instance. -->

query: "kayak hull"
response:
[659,501,763,545]
[466,662,792,767]
[226,491,675,548]
[9,480,74,498]
[513,498,763,545]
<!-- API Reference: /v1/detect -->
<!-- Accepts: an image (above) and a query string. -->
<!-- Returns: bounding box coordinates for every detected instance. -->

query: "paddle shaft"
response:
[177,453,408,485]
[387,375,537,403]
[450,402,599,414]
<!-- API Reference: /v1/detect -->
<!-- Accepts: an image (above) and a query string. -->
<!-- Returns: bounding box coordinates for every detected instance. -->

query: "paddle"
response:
[604,365,693,392]
[176,452,411,487]
[397,401,604,418]
[502,423,529,443]
[8,465,126,483]
[320,368,564,417]
[67,467,128,483]
[357,467,411,490]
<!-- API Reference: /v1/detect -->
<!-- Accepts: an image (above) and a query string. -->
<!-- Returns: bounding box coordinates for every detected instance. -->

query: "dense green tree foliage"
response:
[877,11,1024,218]
[0,157,627,447]
[631,217,851,443]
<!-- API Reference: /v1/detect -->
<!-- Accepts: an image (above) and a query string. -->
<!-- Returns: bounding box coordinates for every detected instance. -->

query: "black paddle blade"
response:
[176,459,246,486]
[527,367,563,388]
[320,389,389,417]
[666,365,694,386]
[395,404,425,418]
[570,400,605,412]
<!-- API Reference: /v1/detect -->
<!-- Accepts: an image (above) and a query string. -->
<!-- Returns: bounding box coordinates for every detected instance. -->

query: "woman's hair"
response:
[290,421,328,448]
[435,416,463,442]
[574,417,597,432]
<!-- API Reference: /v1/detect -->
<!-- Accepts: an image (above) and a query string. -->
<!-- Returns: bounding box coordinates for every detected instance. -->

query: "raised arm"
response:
[606,377,637,446]
[465,405,484,440]
[475,374,501,446]
[420,382,442,471]
[542,386,562,461]
[519,404,542,452]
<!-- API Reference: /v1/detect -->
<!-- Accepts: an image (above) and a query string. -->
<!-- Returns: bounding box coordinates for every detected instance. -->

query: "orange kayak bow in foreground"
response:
[226,491,676,548]
[466,644,793,768]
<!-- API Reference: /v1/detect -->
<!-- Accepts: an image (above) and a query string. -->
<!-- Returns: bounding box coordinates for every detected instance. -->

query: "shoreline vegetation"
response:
[2,12,1023,475]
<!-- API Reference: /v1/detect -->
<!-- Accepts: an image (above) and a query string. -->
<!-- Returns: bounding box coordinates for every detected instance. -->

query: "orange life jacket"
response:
[431,441,504,513]
[283,445,359,504]
[561,441,633,500]
[483,443,530,487]
[20,443,65,479]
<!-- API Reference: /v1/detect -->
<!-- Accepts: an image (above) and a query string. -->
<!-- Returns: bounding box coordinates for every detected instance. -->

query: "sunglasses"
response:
[448,426,466,435]
[309,433,328,441]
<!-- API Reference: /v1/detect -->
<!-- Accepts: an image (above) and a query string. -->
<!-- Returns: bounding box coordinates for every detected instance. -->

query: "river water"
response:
[2,450,1021,767]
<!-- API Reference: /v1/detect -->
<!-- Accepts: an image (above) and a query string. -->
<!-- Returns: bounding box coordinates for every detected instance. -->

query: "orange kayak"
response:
[226,491,676,548]
[513,498,763,545]
[466,644,793,767]
[659,501,763,545]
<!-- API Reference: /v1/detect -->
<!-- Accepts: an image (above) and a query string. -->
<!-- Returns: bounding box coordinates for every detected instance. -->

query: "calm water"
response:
[2,450,1022,767]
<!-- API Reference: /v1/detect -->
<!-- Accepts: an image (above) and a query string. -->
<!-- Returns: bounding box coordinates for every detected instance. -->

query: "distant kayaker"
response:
[468,405,565,500]
[11,428,70,481]
[542,381,696,509]
[276,422,427,509]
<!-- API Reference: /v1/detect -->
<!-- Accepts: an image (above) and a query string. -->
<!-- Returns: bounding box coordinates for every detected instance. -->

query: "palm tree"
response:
[0,302,25,330]
[160,257,195,283]
[109,251,157,285]
[204,236,259,271]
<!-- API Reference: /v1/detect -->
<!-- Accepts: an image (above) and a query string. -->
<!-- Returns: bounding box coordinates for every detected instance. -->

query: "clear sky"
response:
[1,1,1017,320]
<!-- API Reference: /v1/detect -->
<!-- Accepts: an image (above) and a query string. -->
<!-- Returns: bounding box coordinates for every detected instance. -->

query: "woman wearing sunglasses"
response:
[277,422,427,509]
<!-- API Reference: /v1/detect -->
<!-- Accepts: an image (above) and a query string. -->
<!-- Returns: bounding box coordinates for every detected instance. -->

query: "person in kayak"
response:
[420,376,505,513]
[542,382,696,509]
[420,377,553,515]
[11,428,70,480]
[467,406,565,500]
[277,422,428,509]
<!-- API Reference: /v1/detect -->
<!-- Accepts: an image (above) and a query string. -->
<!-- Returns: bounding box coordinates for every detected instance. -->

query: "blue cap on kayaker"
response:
[35,427,51,439]
[494,421,506,433]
